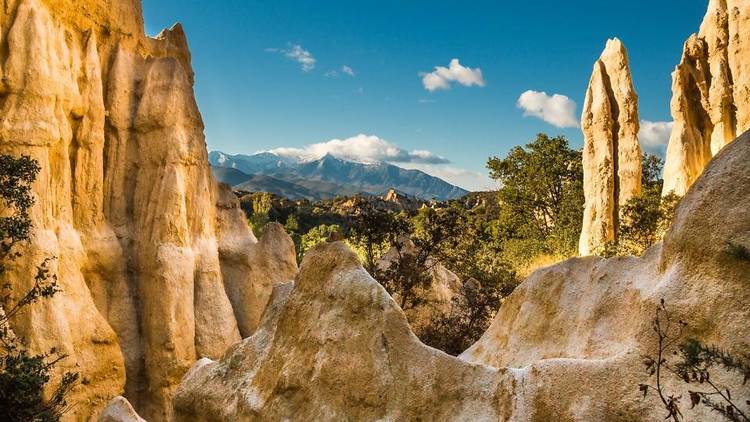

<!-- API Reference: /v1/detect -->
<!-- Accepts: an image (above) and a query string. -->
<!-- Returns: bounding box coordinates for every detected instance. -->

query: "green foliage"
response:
[605,156,681,256]
[676,340,750,421]
[0,155,78,422]
[367,205,517,355]
[348,206,408,274]
[640,300,749,422]
[299,224,342,258]
[486,133,584,264]
[248,192,273,237]
[376,207,461,312]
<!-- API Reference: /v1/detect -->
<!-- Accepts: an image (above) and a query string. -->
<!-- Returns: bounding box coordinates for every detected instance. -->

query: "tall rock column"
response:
[0,0,299,419]
[663,0,750,196]
[579,38,642,256]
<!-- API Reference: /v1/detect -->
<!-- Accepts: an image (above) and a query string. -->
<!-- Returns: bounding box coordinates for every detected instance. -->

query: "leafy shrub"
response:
[0,155,78,422]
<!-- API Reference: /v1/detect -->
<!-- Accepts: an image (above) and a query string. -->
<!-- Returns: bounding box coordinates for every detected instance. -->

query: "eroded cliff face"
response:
[663,0,750,196]
[175,132,749,420]
[0,0,297,419]
[579,38,642,256]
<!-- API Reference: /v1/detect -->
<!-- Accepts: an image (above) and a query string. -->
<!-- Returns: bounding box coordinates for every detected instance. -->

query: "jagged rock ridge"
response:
[0,0,297,419]
[176,132,750,420]
[579,38,642,256]
[663,0,750,196]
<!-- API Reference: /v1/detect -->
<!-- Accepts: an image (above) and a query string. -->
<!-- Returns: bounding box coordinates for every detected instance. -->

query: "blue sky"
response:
[142,1,708,190]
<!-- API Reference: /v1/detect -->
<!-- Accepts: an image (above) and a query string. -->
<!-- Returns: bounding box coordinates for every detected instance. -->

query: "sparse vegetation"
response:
[606,155,681,256]
[247,192,273,237]
[0,155,78,422]
[640,300,749,421]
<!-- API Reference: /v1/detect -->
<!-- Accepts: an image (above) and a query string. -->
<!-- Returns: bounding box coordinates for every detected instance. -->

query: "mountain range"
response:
[209,151,469,201]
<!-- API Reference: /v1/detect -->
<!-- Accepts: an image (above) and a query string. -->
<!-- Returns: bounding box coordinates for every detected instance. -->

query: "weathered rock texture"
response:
[579,38,642,256]
[176,132,750,420]
[0,0,297,419]
[98,397,146,422]
[663,0,750,196]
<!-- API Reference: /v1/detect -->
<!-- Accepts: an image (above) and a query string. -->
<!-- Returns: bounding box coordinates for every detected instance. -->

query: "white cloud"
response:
[325,66,355,79]
[517,90,579,128]
[341,65,355,77]
[400,163,496,192]
[639,120,674,155]
[268,134,450,165]
[420,59,486,92]
[266,43,316,72]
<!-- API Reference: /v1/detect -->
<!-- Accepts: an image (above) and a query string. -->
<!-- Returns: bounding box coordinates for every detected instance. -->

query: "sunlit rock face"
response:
[579,38,642,256]
[0,0,296,419]
[663,0,750,196]
[176,133,749,421]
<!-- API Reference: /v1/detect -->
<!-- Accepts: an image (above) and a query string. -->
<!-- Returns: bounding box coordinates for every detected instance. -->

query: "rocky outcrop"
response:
[176,132,749,420]
[663,0,750,196]
[98,397,146,422]
[0,0,297,420]
[173,246,513,421]
[579,38,642,256]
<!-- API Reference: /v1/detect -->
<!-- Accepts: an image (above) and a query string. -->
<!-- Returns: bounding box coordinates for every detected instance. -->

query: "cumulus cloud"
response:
[268,134,450,165]
[517,90,579,128]
[341,65,355,77]
[420,59,486,92]
[325,65,355,79]
[400,163,496,192]
[267,43,316,72]
[639,120,674,155]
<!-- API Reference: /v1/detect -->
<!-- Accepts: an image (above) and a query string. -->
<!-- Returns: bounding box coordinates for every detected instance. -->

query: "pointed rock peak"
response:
[598,37,632,72]
[603,37,625,54]
[579,36,642,256]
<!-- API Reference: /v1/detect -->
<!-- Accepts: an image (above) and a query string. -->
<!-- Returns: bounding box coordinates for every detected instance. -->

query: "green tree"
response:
[248,192,273,237]
[0,155,78,422]
[348,206,408,275]
[299,224,342,258]
[607,155,681,256]
[378,207,461,312]
[415,206,518,355]
[486,133,584,264]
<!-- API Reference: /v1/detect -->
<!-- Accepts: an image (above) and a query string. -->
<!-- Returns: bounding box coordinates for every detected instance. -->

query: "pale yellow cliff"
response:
[0,0,297,420]
[663,0,750,196]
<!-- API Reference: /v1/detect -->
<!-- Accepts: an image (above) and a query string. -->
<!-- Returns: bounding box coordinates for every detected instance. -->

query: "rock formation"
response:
[175,132,750,420]
[98,397,146,422]
[579,38,642,256]
[663,0,750,196]
[0,0,297,419]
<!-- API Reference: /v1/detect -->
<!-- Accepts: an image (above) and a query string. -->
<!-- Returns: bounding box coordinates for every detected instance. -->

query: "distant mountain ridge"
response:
[209,151,468,200]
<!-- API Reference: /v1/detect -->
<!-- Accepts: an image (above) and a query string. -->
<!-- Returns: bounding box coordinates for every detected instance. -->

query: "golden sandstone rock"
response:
[0,0,297,419]
[579,38,642,256]
[663,0,750,196]
[2,0,748,420]
[175,132,750,421]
